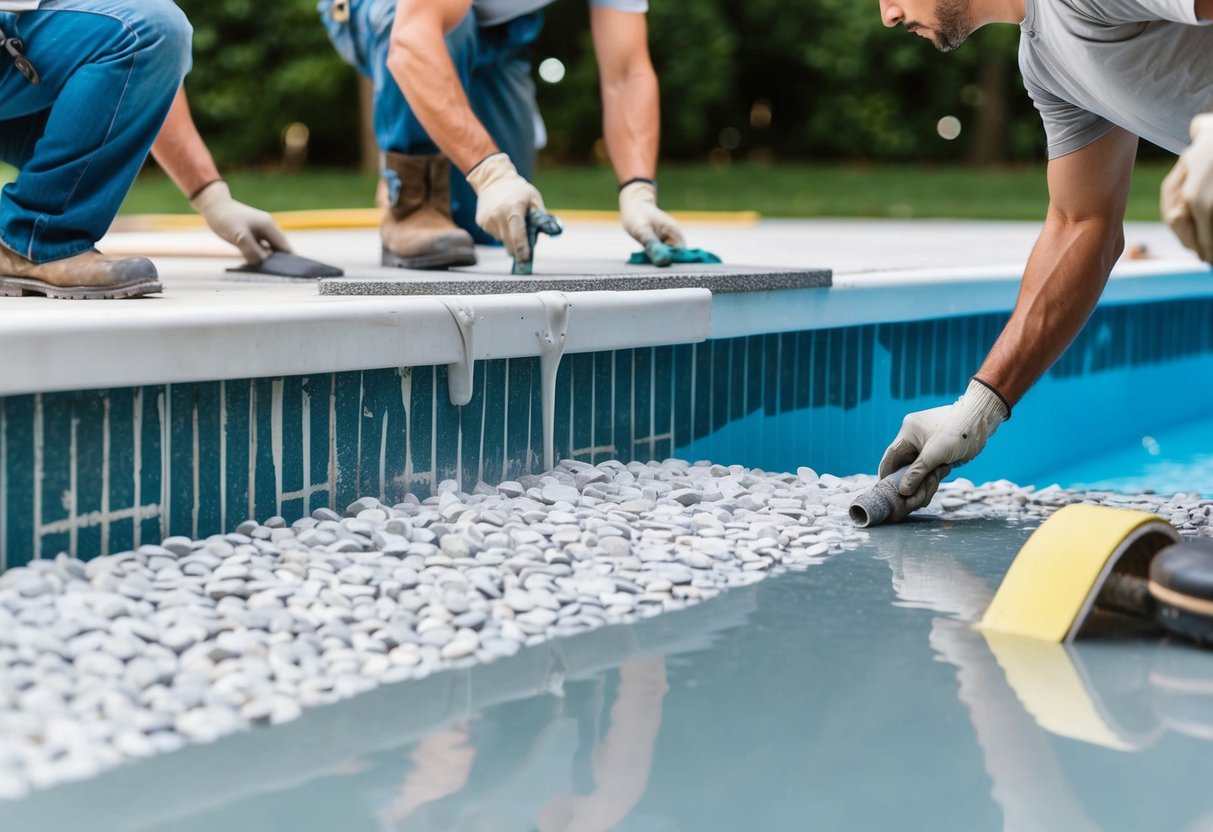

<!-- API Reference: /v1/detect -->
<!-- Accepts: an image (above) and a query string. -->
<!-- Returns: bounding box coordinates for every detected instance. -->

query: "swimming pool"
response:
[6,514,1211,831]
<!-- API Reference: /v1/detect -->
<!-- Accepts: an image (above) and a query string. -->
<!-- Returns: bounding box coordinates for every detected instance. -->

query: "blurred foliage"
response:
[175,0,1073,167]
[177,0,361,167]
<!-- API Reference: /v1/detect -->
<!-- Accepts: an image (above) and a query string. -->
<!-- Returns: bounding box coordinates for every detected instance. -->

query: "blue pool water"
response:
[5,516,1213,832]
[1036,414,1213,497]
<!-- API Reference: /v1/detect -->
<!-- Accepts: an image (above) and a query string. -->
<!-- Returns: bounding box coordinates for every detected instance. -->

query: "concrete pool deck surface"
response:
[0,217,1207,399]
[4,501,1213,831]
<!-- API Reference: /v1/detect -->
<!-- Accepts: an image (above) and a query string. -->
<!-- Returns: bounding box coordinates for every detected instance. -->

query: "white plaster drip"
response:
[535,292,570,471]
[1,400,7,571]
[440,299,477,407]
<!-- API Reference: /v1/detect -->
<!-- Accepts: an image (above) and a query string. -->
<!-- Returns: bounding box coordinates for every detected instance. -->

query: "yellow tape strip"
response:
[116,207,761,233]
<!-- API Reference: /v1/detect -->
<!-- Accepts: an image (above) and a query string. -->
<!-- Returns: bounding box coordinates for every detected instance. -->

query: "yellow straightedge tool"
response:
[979,504,1179,643]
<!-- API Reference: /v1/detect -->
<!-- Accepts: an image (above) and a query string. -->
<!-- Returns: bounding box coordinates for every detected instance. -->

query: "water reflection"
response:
[877,525,1213,830]
[376,656,667,832]
[0,586,752,832]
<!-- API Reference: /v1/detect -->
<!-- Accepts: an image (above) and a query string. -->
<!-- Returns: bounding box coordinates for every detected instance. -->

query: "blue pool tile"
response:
[794,332,811,411]
[861,327,876,403]
[481,359,507,484]
[223,380,251,532]
[4,396,34,567]
[433,365,462,487]
[730,337,747,422]
[106,388,136,555]
[279,377,305,512]
[612,351,633,464]
[673,343,694,450]
[762,334,779,416]
[168,385,195,537]
[253,379,278,522]
[333,371,363,510]
[570,352,594,460]
[382,369,410,505]
[843,328,861,409]
[711,340,730,433]
[527,357,544,472]
[653,346,674,450]
[746,335,764,415]
[358,369,391,500]
[505,358,533,480]
[408,366,433,494]
[195,382,222,538]
[811,330,830,408]
[777,333,797,413]
[74,391,105,558]
[139,386,165,547]
[592,351,613,463]
[39,393,73,556]
[633,347,653,445]
[459,361,487,488]
[306,374,333,511]
[692,343,712,440]
[552,356,573,463]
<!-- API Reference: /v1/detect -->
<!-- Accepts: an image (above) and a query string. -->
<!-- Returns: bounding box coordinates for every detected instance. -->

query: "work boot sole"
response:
[0,276,163,300]
[381,247,477,271]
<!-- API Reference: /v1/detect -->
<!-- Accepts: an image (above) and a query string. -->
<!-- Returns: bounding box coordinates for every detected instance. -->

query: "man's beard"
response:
[933,0,972,51]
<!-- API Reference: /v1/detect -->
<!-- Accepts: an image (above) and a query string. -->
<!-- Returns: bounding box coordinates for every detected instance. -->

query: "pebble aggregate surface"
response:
[2,457,1213,800]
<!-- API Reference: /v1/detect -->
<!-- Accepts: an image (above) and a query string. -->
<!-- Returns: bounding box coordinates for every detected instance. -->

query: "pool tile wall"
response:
[3,296,1212,569]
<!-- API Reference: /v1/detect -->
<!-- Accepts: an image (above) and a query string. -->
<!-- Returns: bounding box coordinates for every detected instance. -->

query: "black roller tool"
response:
[227,252,344,279]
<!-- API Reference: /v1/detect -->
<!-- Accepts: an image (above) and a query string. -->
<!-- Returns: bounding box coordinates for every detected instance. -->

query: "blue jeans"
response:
[319,0,541,244]
[0,0,191,263]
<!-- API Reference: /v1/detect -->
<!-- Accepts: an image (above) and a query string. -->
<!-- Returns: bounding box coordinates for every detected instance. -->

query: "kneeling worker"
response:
[874,0,1213,508]
[321,0,688,270]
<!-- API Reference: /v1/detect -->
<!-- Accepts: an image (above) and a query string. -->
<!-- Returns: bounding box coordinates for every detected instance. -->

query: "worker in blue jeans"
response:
[0,0,289,299]
[320,0,688,270]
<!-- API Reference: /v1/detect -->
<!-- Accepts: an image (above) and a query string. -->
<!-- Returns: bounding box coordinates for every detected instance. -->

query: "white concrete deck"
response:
[0,218,1206,396]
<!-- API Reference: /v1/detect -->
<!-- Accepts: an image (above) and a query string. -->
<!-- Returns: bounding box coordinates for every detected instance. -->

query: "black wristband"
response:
[970,376,1012,420]
[619,177,656,192]
[188,178,225,202]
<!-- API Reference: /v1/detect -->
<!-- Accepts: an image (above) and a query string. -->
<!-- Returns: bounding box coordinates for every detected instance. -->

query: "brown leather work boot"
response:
[0,245,161,299]
[381,152,476,270]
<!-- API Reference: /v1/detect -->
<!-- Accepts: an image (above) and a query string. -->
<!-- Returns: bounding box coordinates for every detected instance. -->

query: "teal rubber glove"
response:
[511,208,563,275]
[627,243,723,267]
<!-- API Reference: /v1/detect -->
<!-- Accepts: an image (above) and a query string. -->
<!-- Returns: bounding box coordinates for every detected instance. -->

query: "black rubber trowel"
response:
[227,252,344,279]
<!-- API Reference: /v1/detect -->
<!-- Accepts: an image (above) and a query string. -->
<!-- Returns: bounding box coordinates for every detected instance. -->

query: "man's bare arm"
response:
[1196,0,1213,20]
[388,0,496,173]
[977,127,1139,403]
[150,87,221,199]
[590,8,659,184]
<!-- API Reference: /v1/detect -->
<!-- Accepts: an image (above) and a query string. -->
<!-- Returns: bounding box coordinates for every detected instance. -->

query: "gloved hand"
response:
[1161,113,1213,264]
[878,379,1010,500]
[466,152,546,262]
[190,180,291,265]
[619,181,685,267]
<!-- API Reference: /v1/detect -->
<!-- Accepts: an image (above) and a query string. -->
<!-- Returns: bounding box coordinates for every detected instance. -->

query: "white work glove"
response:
[466,152,546,262]
[878,379,1010,501]
[619,180,685,251]
[190,180,291,265]
[1161,113,1213,264]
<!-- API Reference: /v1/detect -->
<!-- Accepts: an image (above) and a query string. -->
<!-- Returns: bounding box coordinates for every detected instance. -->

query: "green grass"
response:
[119,162,1175,222]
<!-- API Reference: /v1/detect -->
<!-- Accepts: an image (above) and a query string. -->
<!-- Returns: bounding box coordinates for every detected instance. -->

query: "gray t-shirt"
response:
[475,0,646,28]
[0,2,40,10]
[1020,0,1213,157]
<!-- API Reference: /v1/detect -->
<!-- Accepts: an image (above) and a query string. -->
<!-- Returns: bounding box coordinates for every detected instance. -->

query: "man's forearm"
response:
[978,215,1123,403]
[601,66,659,183]
[150,87,221,199]
[387,22,496,173]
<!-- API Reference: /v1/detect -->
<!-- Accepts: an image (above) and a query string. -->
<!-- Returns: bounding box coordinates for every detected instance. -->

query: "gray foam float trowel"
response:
[228,252,344,279]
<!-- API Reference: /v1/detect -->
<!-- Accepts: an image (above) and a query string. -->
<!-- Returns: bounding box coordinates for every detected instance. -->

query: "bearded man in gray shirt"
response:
[872,0,1213,513]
